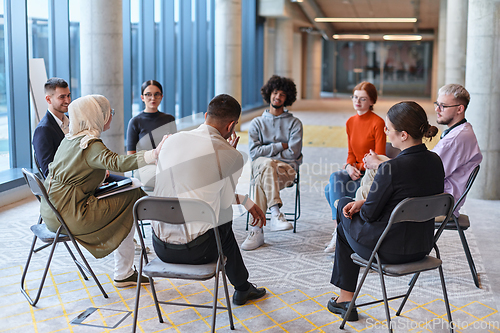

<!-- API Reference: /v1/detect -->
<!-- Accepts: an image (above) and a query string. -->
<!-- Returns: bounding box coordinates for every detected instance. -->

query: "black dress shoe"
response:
[327,297,359,321]
[233,284,266,305]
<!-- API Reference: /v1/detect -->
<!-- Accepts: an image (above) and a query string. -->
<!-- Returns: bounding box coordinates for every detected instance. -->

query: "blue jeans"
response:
[324,170,361,219]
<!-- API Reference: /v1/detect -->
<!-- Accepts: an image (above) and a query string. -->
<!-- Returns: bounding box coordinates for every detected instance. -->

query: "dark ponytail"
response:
[387,101,438,141]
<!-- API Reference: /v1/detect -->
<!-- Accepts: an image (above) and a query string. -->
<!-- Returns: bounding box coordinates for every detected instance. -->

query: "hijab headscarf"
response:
[66,95,111,149]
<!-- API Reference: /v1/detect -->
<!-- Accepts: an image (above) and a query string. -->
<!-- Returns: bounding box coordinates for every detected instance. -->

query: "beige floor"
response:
[1,97,499,333]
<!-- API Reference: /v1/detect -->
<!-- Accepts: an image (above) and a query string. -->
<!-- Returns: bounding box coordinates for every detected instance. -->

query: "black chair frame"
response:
[20,168,108,306]
[246,170,301,233]
[434,165,480,288]
[132,196,235,333]
[340,194,455,333]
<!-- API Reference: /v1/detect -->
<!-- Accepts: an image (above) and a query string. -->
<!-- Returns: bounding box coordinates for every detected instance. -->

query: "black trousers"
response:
[330,198,427,292]
[152,221,249,290]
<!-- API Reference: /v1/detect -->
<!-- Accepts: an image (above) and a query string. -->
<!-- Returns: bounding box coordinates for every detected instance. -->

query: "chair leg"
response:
[62,242,89,280]
[20,236,58,306]
[396,272,421,316]
[438,265,454,333]
[149,276,163,323]
[293,180,300,233]
[340,264,371,329]
[68,239,108,299]
[378,269,393,333]
[457,227,479,288]
[220,265,235,330]
[211,265,221,333]
[132,254,143,333]
[34,243,51,253]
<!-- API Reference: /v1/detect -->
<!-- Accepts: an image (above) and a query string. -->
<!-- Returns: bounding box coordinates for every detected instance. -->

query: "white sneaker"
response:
[241,228,265,251]
[270,212,293,231]
[134,238,150,255]
[324,229,337,253]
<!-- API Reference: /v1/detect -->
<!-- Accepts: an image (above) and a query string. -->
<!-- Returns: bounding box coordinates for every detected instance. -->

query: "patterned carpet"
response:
[1,140,499,332]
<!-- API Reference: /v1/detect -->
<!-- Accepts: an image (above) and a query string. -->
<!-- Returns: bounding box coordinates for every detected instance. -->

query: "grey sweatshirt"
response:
[248,110,303,170]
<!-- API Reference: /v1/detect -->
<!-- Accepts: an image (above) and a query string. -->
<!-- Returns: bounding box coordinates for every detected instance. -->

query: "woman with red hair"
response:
[324,82,386,252]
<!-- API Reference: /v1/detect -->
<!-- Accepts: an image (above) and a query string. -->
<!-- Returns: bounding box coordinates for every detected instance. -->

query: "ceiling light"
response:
[315,17,417,23]
[383,34,422,41]
[333,34,370,40]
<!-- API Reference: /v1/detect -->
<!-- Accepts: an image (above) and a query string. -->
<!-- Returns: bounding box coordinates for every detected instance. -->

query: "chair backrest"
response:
[22,168,72,233]
[133,196,217,227]
[133,196,223,262]
[452,165,480,211]
[373,193,455,255]
[33,151,46,180]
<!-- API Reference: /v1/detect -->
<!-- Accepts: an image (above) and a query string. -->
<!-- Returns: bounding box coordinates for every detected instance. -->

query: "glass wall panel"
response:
[325,40,433,98]
[0,0,8,171]
[69,0,81,99]
[27,0,49,75]
[131,0,140,116]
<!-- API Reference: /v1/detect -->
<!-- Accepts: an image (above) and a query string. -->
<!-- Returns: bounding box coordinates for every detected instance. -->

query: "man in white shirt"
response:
[152,94,267,305]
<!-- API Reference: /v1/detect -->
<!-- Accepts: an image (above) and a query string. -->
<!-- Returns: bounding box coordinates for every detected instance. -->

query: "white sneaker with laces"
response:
[270,212,293,231]
[324,229,337,253]
[241,228,265,251]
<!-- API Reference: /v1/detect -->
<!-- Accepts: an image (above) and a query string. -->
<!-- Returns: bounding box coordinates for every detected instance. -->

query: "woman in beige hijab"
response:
[40,94,166,287]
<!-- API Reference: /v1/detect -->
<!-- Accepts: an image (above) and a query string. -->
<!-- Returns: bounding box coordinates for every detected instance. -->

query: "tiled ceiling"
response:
[313,0,439,33]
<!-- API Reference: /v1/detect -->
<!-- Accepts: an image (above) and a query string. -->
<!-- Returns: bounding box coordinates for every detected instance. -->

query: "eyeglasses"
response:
[143,92,163,99]
[433,102,461,112]
[110,109,115,116]
[351,95,368,102]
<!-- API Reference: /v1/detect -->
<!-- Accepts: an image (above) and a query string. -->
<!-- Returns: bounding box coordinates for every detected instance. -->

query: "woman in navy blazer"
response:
[327,101,445,321]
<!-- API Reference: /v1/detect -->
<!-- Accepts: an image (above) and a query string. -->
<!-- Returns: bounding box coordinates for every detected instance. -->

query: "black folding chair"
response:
[340,193,455,333]
[20,168,108,306]
[435,165,481,287]
[132,196,235,333]
[246,170,301,233]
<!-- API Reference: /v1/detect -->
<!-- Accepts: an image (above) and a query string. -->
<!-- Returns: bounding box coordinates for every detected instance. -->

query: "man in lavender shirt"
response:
[362,84,482,217]
[431,84,482,216]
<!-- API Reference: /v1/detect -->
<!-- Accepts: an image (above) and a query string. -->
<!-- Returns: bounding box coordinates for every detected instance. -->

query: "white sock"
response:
[270,204,280,216]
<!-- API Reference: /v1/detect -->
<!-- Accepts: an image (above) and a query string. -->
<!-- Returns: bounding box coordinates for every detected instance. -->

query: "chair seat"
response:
[435,214,470,230]
[30,224,70,243]
[351,253,442,276]
[143,257,217,280]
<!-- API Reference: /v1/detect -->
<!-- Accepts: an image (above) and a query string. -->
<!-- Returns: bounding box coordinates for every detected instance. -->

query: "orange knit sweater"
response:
[345,111,386,171]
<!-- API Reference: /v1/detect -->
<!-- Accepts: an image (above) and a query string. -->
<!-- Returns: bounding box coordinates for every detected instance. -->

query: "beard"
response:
[271,101,284,109]
[436,115,453,125]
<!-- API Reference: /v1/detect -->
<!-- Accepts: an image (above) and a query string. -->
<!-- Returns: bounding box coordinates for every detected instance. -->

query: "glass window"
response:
[27,0,49,75]
[131,0,140,117]
[325,40,433,97]
[0,0,8,171]
[69,0,81,99]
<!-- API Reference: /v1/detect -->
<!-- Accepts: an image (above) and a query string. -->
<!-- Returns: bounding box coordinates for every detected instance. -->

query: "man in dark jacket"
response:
[33,77,71,177]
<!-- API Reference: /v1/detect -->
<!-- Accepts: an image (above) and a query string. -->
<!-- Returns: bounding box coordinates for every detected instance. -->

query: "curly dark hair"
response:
[260,75,297,107]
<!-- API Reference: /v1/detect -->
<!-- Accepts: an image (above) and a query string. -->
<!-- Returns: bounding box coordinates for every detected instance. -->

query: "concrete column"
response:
[274,18,293,78]
[445,0,467,85]
[465,0,500,199]
[80,0,124,154]
[437,0,447,90]
[214,0,241,102]
[304,33,322,99]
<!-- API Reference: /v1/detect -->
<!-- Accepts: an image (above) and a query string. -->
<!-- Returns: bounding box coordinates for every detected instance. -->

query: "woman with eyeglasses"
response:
[126,80,177,187]
[324,81,386,253]
[326,101,443,321]
[40,95,168,288]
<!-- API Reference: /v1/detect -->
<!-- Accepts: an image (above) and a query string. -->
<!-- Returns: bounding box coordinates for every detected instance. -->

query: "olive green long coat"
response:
[40,137,147,258]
